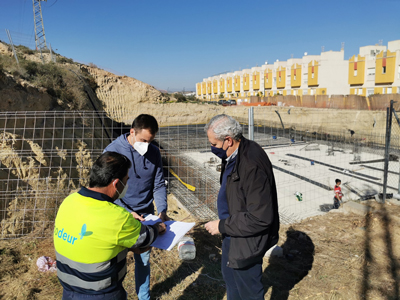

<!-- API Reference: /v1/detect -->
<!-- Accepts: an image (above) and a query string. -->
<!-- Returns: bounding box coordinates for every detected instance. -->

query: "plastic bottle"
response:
[295,192,303,201]
[178,236,196,260]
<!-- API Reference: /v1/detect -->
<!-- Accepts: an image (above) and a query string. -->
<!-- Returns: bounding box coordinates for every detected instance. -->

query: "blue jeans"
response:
[134,248,151,300]
[62,288,127,300]
[221,238,264,300]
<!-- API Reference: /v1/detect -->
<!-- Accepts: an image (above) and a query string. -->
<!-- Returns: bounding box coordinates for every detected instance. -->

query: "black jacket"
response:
[218,137,279,269]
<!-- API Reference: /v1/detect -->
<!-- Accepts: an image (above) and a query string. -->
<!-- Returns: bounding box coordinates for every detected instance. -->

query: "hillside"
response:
[0,41,171,114]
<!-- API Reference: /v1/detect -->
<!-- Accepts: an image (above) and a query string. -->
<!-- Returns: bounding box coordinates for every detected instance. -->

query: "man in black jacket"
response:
[204,114,279,300]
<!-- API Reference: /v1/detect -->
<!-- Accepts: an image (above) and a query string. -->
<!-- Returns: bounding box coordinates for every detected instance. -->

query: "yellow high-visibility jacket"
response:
[54,187,158,295]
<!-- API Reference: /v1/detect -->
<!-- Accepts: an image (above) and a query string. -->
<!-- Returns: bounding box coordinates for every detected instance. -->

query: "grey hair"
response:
[204,114,242,141]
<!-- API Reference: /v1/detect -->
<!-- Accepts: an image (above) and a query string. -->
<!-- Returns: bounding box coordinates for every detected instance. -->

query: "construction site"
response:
[1,104,399,238]
[1,104,400,300]
[1,1,400,298]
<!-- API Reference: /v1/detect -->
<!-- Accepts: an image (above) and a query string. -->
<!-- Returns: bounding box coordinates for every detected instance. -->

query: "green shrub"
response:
[58,56,74,64]
[186,95,196,101]
[0,53,16,71]
[24,61,39,77]
[16,45,34,55]
[174,93,187,102]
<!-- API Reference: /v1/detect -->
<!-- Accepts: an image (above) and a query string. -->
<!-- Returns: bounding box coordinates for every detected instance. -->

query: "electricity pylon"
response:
[32,0,47,50]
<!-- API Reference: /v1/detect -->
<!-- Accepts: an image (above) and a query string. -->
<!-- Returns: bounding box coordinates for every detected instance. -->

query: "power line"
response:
[47,0,58,8]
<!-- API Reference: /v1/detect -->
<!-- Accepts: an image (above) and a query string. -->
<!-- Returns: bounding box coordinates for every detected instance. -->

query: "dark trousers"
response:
[221,238,264,300]
[62,288,127,300]
[333,197,341,209]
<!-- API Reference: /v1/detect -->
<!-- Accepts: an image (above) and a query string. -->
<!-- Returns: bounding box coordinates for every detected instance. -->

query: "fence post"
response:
[50,43,56,63]
[5,29,19,67]
[391,109,400,194]
[248,107,254,140]
[383,99,394,203]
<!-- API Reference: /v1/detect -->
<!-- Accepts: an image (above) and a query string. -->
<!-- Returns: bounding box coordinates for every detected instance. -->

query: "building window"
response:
[367,89,374,96]
[303,89,308,95]
[310,89,315,95]
[382,87,386,94]
[368,68,375,75]
[354,70,357,76]
[311,73,314,79]
[367,68,375,80]
[387,87,392,94]
[358,88,363,95]
[279,77,281,82]
[383,66,386,74]
[293,90,297,96]
[294,75,297,80]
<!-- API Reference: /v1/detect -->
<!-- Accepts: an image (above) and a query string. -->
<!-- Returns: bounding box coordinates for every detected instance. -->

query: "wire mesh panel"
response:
[243,107,394,223]
[0,111,129,239]
[1,109,397,239]
[157,124,218,220]
[386,109,400,199]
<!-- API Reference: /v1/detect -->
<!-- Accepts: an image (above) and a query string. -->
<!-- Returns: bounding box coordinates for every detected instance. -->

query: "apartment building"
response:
[196,40,400,101]
[349,40,400,96]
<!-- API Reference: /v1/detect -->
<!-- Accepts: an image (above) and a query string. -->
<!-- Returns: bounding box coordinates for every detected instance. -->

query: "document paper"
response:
[142,215,195,251]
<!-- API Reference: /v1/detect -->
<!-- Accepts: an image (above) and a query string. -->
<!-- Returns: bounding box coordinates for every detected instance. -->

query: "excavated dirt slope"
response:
[82,63,388,142]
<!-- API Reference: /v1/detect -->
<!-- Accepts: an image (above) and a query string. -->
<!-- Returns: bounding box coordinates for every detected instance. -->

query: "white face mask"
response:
[134,142,149,156]
[116,181,128,199]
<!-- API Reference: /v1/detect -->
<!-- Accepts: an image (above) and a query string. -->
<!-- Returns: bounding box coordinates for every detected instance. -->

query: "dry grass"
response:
[1,197,400,300]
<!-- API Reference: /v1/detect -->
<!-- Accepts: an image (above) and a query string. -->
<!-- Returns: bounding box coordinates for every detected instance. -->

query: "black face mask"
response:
[211,139,227,160]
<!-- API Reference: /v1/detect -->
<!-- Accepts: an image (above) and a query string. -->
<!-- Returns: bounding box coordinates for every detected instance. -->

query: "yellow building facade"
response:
[196,40,400,101]
[291,64,301,88]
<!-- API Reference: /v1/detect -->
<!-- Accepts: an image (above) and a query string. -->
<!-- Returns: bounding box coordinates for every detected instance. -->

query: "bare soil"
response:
[1,196,399,300]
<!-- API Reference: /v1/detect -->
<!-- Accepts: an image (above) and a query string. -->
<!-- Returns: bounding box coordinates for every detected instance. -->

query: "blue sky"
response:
[1,0,400,91]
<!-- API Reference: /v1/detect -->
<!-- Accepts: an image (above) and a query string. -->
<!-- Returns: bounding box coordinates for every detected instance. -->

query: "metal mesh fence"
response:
[157,125,218,220]
[0,109,398,239]
[242,107,399,222]
[385,105,400,200]
[0,111,130,239]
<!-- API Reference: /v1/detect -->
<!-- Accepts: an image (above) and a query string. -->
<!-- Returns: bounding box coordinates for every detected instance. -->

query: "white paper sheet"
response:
[142,215,195,251]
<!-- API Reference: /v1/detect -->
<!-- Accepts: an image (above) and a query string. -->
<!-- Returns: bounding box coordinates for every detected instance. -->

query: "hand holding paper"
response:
[142,215,195,251]
[156,222,167,235]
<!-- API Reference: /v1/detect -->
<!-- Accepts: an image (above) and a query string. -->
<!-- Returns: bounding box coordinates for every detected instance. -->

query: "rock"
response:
[265,245,283,258]
[343,201,373,216]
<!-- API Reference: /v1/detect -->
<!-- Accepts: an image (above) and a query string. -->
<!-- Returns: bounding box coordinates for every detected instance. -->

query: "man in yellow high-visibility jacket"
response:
[54,151,166,300]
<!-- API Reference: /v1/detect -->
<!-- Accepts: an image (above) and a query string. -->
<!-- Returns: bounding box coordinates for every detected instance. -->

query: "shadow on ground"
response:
[361,203,400,299]
[263,227,315,300]
[151,224,226,300]
[319,203,335,212]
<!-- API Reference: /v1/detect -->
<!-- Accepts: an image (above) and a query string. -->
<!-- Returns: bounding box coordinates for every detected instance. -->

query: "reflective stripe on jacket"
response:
[56,249,127,293]
[54,187,158,294]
